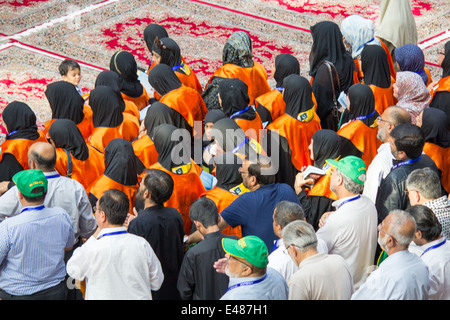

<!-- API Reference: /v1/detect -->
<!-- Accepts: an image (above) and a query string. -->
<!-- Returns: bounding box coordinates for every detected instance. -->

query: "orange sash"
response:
[88,175,139,214]
[234,113,264,143]
[368,84,395,115]
[423,142,450,194]
[121,89,150,111]
[54,145,105,191]
[120,114,140,142]
[88,126,122,153]
[307,174,337,200]
[0,131,47,169]
[255,89,286,123]
[430,76,450,101]
[149,160,206,235]
[202,187,242,238]
[209,62,271,106]
[132,134,158,168]
[337,120,381,168]
[124,100,140,119]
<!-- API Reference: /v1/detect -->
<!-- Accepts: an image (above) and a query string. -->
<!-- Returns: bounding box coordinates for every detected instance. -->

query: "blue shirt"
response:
[0,205,74,296]
[220,183,301,252]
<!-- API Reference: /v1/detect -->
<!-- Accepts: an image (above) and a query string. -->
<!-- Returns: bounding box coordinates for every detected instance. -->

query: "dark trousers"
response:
[0,281,66,300]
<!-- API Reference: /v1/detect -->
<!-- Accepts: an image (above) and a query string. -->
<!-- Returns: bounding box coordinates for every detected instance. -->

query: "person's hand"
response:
[318,211,333,228]
[0,181,10,196]
[294,172,314,194]
[213,257,228,274]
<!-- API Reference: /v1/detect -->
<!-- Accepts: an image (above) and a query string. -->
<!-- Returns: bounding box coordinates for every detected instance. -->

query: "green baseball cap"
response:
[222,235,269,269]
[325,155,366,185]
[12,169,48,197]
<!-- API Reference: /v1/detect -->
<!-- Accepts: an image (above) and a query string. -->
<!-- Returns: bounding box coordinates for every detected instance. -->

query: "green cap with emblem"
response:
[325,155,366,185]
[12,169,48,197]
[222,235,269,268]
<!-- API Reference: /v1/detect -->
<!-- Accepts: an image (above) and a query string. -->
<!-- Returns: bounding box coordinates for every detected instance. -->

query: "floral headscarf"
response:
[396,71,430,124]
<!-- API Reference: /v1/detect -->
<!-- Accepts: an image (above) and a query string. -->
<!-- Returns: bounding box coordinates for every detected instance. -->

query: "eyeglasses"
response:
[439,51,445,55]
[283,242,316,255]
[228,255,254,272]
[376,116,392,125]
[377,223,398,243]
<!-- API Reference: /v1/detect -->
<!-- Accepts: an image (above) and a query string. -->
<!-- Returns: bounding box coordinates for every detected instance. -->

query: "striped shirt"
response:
[0,205,74,296]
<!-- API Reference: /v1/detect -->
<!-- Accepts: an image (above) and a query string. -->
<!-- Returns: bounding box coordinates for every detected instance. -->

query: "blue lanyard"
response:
[172,63,184,71]
[391,156,421,171]
[272,239,279,252]
[225,274,267,293]
[232,137,249,154]
[20,205,45,214]
[45,173,60,180]
[6,130,19,138]
[356,38,374,53]
[275,87,284,93]
[337,195,361,210]
[420,239,446,258]
[229,106,250,119]
[97,230,127,240]
[353,109,376,122]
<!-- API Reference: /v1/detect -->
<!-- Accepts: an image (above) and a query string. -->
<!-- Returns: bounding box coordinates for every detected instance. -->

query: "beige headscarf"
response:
[375,0,418,48]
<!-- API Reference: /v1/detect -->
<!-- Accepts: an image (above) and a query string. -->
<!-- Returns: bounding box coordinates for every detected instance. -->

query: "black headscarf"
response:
[144,101,191,137]
[274,54,300,88]
[104,138,138,186]
[218,78,256,121]
[347,83,379,127]
[48,119,89,161]
[211,118,247,154]
[152,124,191,171]
[45,81,85,124]
[213,152,243,191]
[148,64,182,97]
[152,37,183,69]
[361,44,391,89]
[143,23,169,53]
[109,51,144,98]
[222,31,254,68]
[204,109,226,124]
[442,40,450,78]
[89,86,124,128]
[421,108,450,148]
[2,101,40,140]
[309,21,355,93]
[282,74,315,119]
[94,70,126,112]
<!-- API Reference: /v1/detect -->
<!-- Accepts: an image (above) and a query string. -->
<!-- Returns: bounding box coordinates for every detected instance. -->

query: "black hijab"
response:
[2,101,40,140]
[148,64,182,97]
[48,119,89,160]
[94,70,126,112]
[143,23,169,54]
[152,124,191,171]
[421,108,450,148]
[309,21,355,92]
[109,51,143,98]
[274,54,300,88]
[213,152,243,191]
[104,138,138,185]
[361,45,391,89]
[282,74,315,119]
[204,109,226,124]
[211,118,248,154]
[152,37,183,69]
[45,81,85,124]
[442,40,450,78]
[347,83,379,127]
[222,31,254,68]
[144,101,191,137]
[219,78,256,121]
[89,86,124,128]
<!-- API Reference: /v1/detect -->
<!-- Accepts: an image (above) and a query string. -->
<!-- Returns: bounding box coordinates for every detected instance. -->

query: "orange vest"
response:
[202,187,242,238]
[121,89,150,111]
[255,89,286,123]
[43,105,94,142]
[132,134,158,168]
[307,174,337,200]
[124,100,140,120]
[0,132,47,170]
[54,145,105,191]
[88,175,139,215]
[423,142,450,194]
[430,76,450,101]
[209,62,271,106]
[337,120,381,168]
[267,111,321,171]
[424,68,433,88]
[120,114,140,142]
[175,65,203,94]
[160,85,208,131]
[234,113,264,143]
[88,126,122,154]
[368,84,395,115]
[149,160,206,236]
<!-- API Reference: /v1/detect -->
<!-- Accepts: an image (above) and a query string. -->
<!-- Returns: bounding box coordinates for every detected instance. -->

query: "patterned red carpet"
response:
[1,0,449,137]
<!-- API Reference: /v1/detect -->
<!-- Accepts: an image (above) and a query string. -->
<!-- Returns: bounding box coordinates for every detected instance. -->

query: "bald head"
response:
[28,142,57,172]
[385,106,411,126]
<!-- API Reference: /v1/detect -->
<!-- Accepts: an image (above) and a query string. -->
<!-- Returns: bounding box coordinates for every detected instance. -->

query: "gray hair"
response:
[406,168,442,200]
[281,220,317,253]
[335,168,365,194]
[387,210,417,247]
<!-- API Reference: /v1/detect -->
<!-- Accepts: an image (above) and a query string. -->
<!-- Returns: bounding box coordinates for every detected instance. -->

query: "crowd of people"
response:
[0,0,449,301]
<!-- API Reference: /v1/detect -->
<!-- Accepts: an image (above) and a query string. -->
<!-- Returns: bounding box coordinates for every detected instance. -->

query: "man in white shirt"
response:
[363,106,411,203]
[352,210,430,300]
[407,205,450,300]
[282,220,354,300]
[0,142,96,245]
[316,156,378,290]
[67,189,164,300]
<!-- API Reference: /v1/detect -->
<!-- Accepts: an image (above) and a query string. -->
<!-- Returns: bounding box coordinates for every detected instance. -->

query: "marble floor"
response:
[1,0,449,133]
